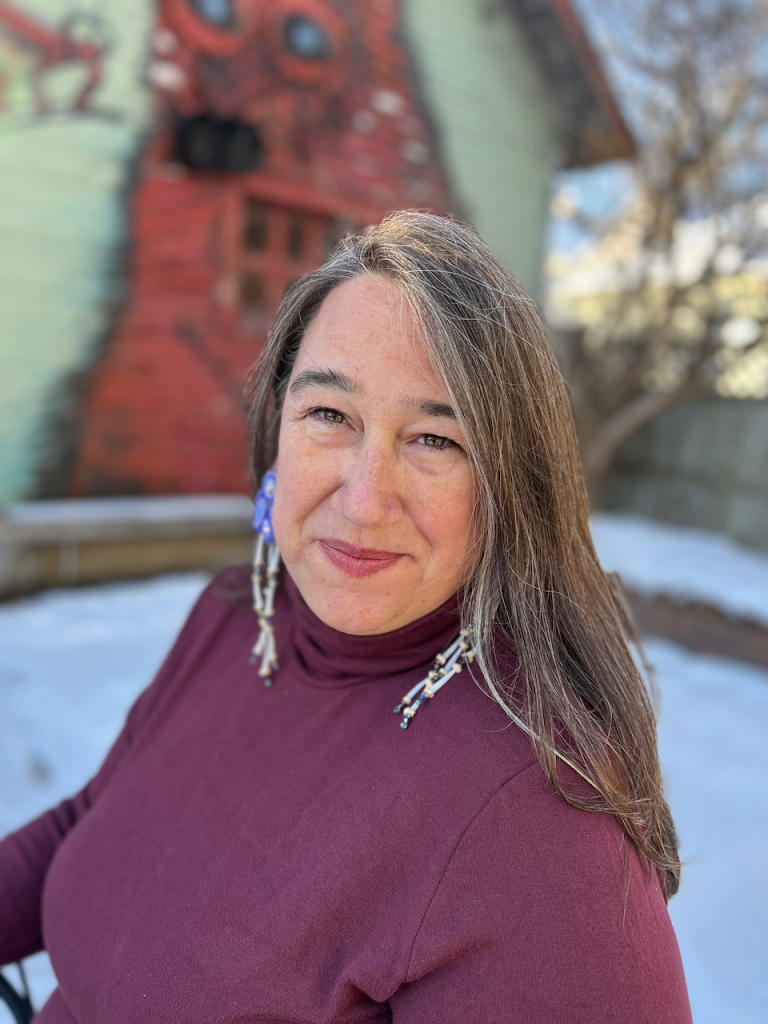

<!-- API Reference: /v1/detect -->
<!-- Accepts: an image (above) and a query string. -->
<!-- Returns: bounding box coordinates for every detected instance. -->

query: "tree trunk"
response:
[579,382,701,509]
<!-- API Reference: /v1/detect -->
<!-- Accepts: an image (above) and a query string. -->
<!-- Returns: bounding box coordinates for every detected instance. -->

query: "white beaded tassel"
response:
[393,626,476,728]
[250,536,281,684]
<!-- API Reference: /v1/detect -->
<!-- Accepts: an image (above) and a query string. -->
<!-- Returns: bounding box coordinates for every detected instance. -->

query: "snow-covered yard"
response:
[591,512,768,627]
[1,516,767,1023]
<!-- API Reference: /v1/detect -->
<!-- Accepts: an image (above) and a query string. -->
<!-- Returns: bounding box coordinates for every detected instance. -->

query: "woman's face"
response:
[273,274,478,635]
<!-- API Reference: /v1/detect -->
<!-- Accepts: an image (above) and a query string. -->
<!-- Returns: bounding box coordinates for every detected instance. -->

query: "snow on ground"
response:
[1,517,768,1022]
[0,573,210,833]
[591,512,768,627]
[648,639,768,1024]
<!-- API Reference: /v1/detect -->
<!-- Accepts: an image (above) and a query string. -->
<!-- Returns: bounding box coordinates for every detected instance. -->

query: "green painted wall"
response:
[404,0,557,296]
[0,0,153,506]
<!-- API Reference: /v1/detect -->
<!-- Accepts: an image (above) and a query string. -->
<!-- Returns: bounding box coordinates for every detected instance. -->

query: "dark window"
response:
[284,16,332,60]
[189,0,234,27]
[287,214,305,259]
[241,271,266,308]
[174,117,261,172]
[243,200,269,251]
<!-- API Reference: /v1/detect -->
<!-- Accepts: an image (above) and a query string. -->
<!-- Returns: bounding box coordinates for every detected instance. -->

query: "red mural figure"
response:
[68,0,451,497]
[0,2,108,114]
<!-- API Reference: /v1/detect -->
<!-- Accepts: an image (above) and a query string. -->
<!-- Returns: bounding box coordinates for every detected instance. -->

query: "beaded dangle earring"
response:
[250,469,281,684]
[393,626,476,728]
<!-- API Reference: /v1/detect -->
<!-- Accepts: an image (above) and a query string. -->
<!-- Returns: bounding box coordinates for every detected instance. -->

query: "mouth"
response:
[317,539,404,578]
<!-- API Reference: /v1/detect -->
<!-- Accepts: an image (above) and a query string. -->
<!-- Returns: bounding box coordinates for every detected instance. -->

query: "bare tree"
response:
[546,0,768,505]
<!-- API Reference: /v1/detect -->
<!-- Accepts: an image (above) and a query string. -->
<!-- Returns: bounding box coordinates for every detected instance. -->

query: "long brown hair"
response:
[246,210,681,895]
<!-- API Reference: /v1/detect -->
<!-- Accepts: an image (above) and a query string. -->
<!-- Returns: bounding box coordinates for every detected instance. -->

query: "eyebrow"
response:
[402,397,457,419]
[289,368,358,396]
[289,368,456,419]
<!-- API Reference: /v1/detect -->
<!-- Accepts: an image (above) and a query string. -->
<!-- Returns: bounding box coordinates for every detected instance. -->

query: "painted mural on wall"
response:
[65,0,451,498]
[0,0,154,506]
[1,0,602,503]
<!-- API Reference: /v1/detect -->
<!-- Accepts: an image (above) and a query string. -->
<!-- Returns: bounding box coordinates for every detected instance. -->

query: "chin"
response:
[287,568,406,634]
[285,539,418,635]
[309,586,401,636]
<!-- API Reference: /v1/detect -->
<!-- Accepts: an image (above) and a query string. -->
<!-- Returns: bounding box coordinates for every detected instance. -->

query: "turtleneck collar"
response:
[279,570,463,690]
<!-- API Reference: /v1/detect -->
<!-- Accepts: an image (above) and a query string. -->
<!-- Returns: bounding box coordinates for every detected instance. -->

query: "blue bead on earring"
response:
[250,469,281,684]
[252,469,276,545]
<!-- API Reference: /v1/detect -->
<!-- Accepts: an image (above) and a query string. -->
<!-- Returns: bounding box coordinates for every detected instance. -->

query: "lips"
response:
[317,538,404,578]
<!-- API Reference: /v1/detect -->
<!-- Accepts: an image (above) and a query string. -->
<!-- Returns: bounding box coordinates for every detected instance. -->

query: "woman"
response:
[0,212,692,1022]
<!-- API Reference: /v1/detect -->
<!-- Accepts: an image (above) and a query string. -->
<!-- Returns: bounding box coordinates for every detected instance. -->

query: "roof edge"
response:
[504,0,636,167]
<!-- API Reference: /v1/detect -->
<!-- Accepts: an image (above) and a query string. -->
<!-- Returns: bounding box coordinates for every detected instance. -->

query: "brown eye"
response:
[320,409,344,424]
[421,434,449,448]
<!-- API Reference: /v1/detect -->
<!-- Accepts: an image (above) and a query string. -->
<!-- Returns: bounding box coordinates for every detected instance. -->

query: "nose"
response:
[337,442,404,530]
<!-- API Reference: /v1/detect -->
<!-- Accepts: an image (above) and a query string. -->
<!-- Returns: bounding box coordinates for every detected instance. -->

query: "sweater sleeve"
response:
[0,574,228,966]
[390,763,692,1024]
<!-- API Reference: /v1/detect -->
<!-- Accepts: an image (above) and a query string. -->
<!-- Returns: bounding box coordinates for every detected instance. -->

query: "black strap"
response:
[0,968,34,1024]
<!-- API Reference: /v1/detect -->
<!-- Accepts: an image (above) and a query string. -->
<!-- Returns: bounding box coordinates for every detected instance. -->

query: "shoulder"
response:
[400,762,689,1022]
[121,565,253,741]
[405,665,676,955]
[177,564,253,648]
[451,759,654,898]
[431,661,669,903]
[161,562,260,681]
[410,686,647,904]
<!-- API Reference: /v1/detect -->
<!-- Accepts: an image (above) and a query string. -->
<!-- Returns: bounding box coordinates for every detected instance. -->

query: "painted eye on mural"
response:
[284,16,332,60]
[188,0,235,28]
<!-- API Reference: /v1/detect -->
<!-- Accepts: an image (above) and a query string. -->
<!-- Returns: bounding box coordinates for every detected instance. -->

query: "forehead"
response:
[292,275,441,388]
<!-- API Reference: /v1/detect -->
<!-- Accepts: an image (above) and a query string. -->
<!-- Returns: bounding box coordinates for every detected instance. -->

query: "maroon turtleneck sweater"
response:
[0,567,691,1023]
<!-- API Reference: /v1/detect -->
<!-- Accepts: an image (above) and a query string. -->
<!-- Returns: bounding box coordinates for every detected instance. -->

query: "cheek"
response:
[273,429,336,546]
[411,472,477,565]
